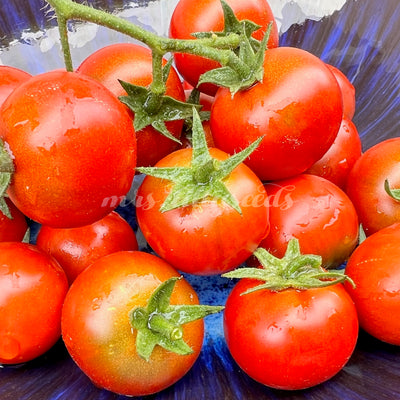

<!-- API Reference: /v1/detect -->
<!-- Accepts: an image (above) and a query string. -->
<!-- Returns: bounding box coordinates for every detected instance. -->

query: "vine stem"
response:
[46,0,250,77]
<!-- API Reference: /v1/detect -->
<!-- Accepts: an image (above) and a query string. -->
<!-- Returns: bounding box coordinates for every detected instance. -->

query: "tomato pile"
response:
[0,0,399,397]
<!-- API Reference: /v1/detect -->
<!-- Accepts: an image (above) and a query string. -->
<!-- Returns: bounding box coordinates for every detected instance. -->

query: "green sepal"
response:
[119,80,202,144]
[222,238,355,293]
[0,175,12,219]
[198,22,271,95]
[129,276,224,361]
[137,107,263,213]
[384,179,400,201]
[358,224,366,244]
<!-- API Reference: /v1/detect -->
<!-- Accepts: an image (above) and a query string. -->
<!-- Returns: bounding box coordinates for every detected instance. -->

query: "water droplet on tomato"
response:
[0,335,21,361]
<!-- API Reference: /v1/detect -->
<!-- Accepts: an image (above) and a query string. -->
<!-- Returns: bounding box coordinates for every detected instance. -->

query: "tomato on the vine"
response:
[210,47,344,181]
[36,211,138,284]
[223,240,359,390]
[258,174,359,269]
[169,0,279,96]
[0,70,136,228]
[346,137,400,236]
[0,242,68,364]
[77,43,185,167]
[345,222,400,346]
[62,250,221,396]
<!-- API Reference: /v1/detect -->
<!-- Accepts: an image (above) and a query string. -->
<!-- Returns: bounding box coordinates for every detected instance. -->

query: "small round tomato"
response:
[346,137,400,236]
[345,222,400,345]
[0,70,136,228]
[224,272,358,389]
[62,251,205,396]
[211,47,343,181]
[136,147,269,275]
[77,43,185,167]
[0,242,68,364]
[0,66,31,106]
[36,211,138,284]
[305,117,362,189]
[169,0,279,96]
[259,174,359,268]
[0,199,28,242]
[327,64,356,119]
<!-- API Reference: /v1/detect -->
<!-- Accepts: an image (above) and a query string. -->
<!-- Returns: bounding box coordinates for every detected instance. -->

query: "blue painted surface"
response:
[0,0,400,399]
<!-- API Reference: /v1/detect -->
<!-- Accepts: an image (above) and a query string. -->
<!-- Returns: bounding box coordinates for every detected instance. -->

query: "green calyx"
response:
[137,107,263,213]
[222,239,354,294]
[119,59,201,143]
[129,277,224,361]
[384,179,400,202]
[0,139,15,219]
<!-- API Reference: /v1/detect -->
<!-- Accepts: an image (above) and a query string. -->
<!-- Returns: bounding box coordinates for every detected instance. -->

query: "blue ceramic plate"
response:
[0,1,399,399]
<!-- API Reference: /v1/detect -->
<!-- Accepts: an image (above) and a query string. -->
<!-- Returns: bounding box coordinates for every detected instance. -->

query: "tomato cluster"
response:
[0,0,399,397]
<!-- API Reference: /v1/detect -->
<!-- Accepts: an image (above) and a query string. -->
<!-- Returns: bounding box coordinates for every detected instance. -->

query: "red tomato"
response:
[327,64,356,119]
[62,251,205,396]
[305,117,362,189]
[0,242,68,364]
[0,70,136,228]
[346,137,400,236]
[345,222,400,345]
[36,211,138,284]
[224,278,358,390]
[77,43,185,167]
[169,0,279,96]
[259,174,359,268]
[211,47,343,181]
[136,148,270,275]
[0,66,31,106]
[0,199,28,242]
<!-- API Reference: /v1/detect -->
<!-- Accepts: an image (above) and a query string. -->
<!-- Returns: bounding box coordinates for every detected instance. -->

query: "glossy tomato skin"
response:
[224,279,358,390]
[36,211,138,284]
[169,0,279,96]
[0,199,28,242]
[0,65,31,106]
[306,117,362,189]
[259,174,359,269]
[62,251,204,396]
[344,222,400,346]
[136,148,270,275]
[346,138,400,236]
[327,64,356,120]
[0,70,136,228]
[211,47,343,181]
[0,242,68,364]
[77,43,185,167]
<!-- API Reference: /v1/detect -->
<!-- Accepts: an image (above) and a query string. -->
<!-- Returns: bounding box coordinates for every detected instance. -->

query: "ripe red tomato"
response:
[62,251,205,396]
[224,278,358,390]
[259,174,359,268]
[211,47,343,181]
[346,137,400,236]
[0,199,28,242]
[136,148,270,275]
[169,0,279,96]
[327,64,356,119]
[345,222,400,345]
[0,70,136,228]
[36,211,138,284]
[0,242,68,364]
[0,66,31,106]
[305,117,362,189]
[77,43,185,167]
